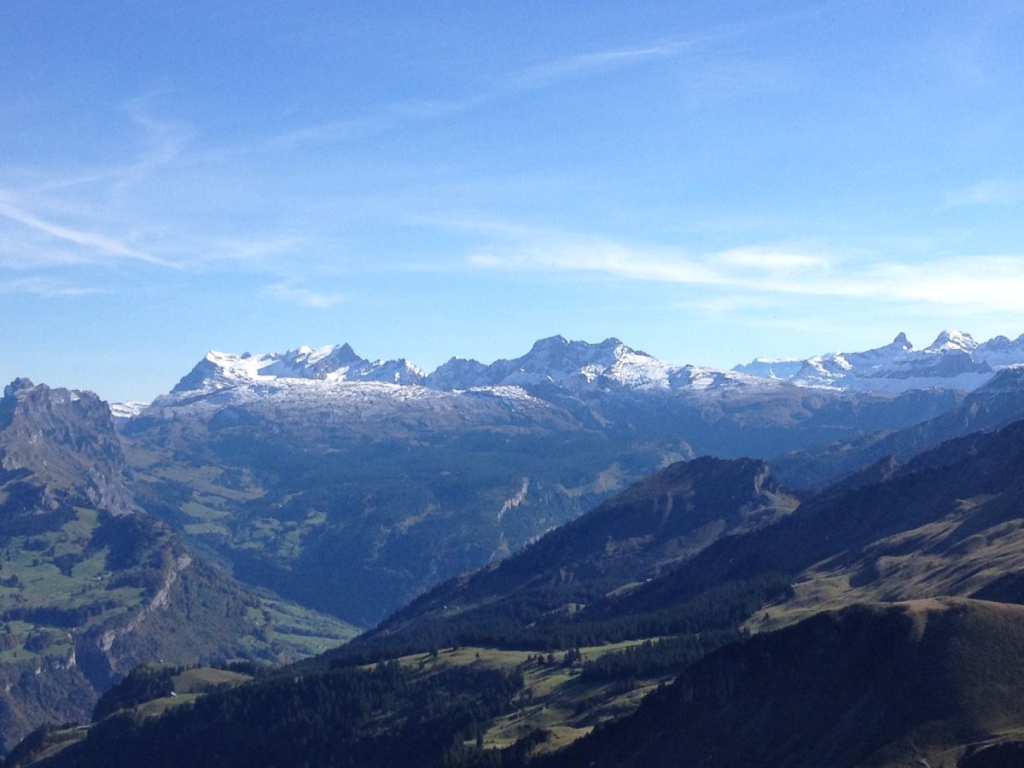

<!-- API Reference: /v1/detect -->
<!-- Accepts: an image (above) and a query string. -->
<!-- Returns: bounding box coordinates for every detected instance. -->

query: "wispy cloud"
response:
[0,97,195,277]
[164,235,308,268]
[0,97,310,280]
[270,114,399,150]
[0,276,98,297]
[862,256,1024,309]
[466,229,1024,314]
[945,179,1023,207]
[0,193,171,266]
[510,43,682,87]
[271,92,501,149]
[21,100,190,198]
[269,40,691,149]
[264,282,346,308]
[468,237,803,287]
[716,247,830,271]
[678,293,787,315]
[468,238,725,285]
[111,99,192,197]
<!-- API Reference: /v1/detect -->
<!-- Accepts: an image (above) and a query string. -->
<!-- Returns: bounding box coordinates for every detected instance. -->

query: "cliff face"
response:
[0,378,136,516]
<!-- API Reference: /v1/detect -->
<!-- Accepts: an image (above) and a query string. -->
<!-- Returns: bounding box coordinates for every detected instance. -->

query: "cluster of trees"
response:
[438,728,551,768]
[328,574,792,670]
[580,631,741,683]
[34,662,525,768]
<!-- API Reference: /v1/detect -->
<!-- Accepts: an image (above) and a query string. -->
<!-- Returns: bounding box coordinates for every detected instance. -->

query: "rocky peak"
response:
[891,332,912,349]
[359,358,426,385]
[927,329,977,353]
[424,357,492,390]
[0,380,136,516]
[271,343,366,378]
[527,334,570,354]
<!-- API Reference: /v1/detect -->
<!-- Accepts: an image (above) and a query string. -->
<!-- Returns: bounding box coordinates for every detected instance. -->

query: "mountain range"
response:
[110,329,1024,629]
[118,333,993,627]
[734,329,1024,392]
[9,328,1024,765]
[141,330,1024,405]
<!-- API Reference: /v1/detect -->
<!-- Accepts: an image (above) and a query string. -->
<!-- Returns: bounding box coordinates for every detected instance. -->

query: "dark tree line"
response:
[327,574,792,668]
[30,662,525,768]
[579,630,741,683]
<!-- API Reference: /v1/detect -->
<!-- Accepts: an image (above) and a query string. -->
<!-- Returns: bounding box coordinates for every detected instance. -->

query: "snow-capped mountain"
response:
[736,331,1024,393]
[156,331,1024,420]
[730,358,806,381]
[159,335,780,412]
[426,335,747,393]
[135,333,978,469]
[975,334,1024,368]
[171,344,427,394]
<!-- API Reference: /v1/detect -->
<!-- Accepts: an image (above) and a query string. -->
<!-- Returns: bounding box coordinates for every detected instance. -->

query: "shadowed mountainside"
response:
[366,456,798,645]
[544,599,1024,768]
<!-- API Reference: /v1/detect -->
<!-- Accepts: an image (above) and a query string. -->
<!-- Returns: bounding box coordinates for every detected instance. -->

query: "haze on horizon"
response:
[3,1,1024,402]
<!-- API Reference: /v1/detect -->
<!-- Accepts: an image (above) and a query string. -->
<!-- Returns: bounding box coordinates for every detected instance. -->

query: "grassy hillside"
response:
[619,419,1024,637]
[27,598,1024,768]
[0,496,357,751]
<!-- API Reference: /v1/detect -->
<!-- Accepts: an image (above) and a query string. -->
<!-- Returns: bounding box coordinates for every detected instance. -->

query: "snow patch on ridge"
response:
[735,330,1024,393]
[109,401,149,420]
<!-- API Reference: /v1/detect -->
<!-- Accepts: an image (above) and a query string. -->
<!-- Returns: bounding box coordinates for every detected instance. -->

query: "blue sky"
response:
[3,1,1024,402]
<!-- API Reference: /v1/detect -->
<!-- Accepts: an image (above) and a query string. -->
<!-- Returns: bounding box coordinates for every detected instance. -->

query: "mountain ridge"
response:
[736,329,1024,393]
[141,330,1024,415]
